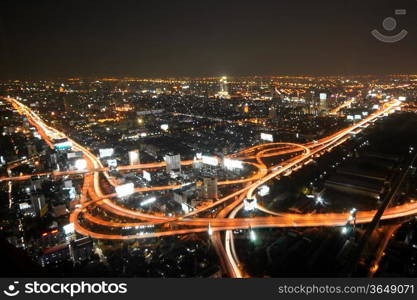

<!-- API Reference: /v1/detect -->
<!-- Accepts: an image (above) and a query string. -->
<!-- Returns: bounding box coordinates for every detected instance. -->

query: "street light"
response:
[249,229,256,241]
[349,208,357,229]
[316,196,324,205]
[208,222,213,236]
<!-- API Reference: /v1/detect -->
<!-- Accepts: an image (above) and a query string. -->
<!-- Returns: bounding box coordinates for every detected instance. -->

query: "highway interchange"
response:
[2,96,416,277]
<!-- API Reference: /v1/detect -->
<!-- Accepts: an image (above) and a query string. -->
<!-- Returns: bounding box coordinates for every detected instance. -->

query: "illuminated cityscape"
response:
[1,75,417,277]
[1,0,417,281]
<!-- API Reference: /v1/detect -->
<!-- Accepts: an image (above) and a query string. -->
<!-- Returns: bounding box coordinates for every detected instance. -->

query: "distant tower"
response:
[305,91,314,115]
[220,76,228,94]
[319,93,328,112]
[216,76,231,99]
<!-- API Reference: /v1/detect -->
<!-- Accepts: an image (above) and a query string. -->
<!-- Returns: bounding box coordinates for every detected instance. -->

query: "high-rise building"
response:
[164,153,181,172]
[319,93,328,111]
[216,76,231,99]
[304,91,315,115]
[31,179,43,193]
[31,194,48,217]
[201,177,218,200]
[128,149,140,165]
[220,76,228,93]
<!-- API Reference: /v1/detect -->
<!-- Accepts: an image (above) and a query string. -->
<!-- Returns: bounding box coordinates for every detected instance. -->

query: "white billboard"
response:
[19,203,31,210]
[74,159,87,170]
[63,223,75,234]
[128,150,140,165]
[202,155,219,166]
[67,152,83,159]
[319,93,327,100]
[99,148,114,158]
[224,158,243,170]
[143,170,151,182]
[160,124,169,131]
[260,133,273,142]
[115,182,134,198]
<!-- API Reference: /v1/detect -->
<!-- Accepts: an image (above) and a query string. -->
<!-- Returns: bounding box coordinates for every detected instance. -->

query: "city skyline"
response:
[1,0,417,285]
[1,75,417,278]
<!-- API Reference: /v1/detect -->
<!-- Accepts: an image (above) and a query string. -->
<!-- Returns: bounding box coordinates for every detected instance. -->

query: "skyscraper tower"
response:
[216,76,231,99]
[220,76,228,94]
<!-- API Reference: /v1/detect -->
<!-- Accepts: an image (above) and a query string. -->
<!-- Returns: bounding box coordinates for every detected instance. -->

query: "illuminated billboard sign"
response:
[115,183,134,198]
[260,133,273,142]
[54,141,72,150]
[143,170,151,182]
[99,148,114,158]
[258,185,270,197]
[74,159,87,170]
[63,223,75,235]
[202,155,219,166]
[224,158,243,170]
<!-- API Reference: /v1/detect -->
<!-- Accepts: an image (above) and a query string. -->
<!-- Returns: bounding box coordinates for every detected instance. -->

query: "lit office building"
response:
[164,153,181,172]
[201,177,218,200]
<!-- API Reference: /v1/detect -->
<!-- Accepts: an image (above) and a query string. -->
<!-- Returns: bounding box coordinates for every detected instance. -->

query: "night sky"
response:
[1,0,417,79]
